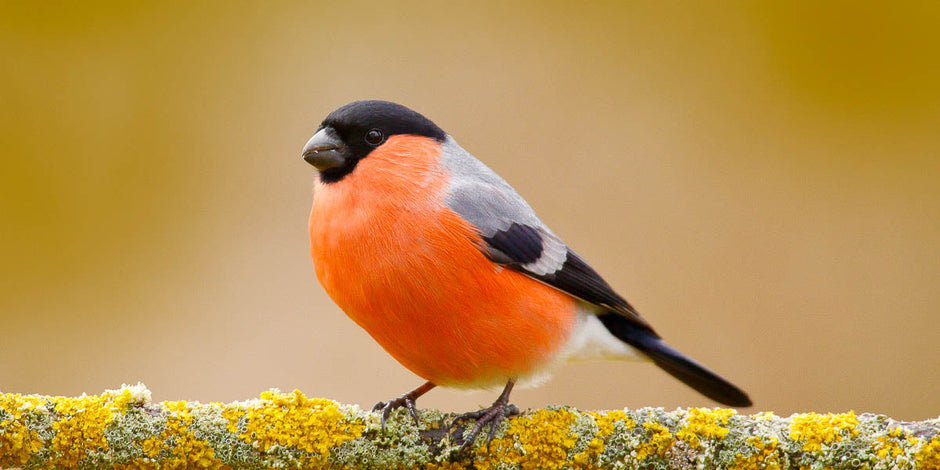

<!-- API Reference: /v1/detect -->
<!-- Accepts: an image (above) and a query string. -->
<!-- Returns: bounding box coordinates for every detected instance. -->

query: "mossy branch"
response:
[0,384,938,469]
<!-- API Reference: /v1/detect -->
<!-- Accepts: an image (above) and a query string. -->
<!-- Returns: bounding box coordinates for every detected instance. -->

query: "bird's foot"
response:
[373,394,420,430]
[372,381,435,430]
[453,400,519,450]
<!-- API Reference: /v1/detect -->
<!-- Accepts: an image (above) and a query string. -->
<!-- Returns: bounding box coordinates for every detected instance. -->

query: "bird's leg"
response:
[454,379,519,450]
[372,381,436,429]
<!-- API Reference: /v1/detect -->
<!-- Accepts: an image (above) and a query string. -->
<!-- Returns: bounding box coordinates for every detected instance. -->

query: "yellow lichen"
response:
[0,393,47,467]
[5,385,939,469]
[50,393,118,466]
[571,437,605,468]
[139,400,228,470]
[634,421,674,460]
[225,389,364,465]
[753,411,776,421]
[569,409,635,469]
[593,409,635,437]
[479,408,579,470]
[676,408,735,448]
[874,427,910,462]
[789,411,859,452]
[916,434,940,470]
[0,385,148,467]
[731,436,781,470]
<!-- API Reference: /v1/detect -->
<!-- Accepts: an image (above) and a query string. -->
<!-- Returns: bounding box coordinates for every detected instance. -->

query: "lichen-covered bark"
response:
[1,384,938,469]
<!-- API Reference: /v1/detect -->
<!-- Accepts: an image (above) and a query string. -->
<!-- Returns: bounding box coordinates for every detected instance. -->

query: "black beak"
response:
[302,128,346,171]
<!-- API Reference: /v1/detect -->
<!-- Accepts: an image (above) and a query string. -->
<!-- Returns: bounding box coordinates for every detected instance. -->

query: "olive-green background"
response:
[1,2,937,420]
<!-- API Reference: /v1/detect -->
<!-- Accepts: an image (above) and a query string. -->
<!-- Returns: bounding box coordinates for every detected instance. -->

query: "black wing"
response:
[482,222,658,336]
[442,160,751,406]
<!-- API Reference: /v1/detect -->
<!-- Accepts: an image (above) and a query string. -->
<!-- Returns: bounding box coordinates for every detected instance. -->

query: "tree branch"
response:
[1,383,937,469]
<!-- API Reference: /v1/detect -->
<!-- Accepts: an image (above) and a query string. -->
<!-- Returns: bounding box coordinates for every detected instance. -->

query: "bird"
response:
[302,100,751,447]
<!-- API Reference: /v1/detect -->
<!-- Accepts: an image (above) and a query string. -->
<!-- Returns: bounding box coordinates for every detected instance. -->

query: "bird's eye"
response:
[364,129,384,146]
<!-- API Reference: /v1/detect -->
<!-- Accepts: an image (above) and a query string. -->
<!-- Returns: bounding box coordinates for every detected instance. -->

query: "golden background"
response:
[1,2,937,420]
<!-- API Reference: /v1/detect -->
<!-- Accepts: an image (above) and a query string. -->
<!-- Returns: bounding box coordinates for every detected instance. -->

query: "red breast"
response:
[309,135,578,387]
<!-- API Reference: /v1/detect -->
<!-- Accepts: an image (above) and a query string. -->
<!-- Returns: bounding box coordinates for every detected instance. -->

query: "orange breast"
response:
[309,135,577,387]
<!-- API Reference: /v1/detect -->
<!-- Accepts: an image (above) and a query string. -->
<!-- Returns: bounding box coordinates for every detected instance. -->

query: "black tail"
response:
[598,313,752,407]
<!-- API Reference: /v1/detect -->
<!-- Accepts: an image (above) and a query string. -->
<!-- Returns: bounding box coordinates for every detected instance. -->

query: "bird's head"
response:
[302,100,446,183]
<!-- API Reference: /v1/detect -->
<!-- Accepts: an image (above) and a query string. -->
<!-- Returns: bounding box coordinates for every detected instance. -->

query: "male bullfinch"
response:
[302,100,751,446]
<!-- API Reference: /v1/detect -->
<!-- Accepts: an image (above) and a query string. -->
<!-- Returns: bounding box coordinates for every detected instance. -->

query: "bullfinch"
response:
[302,100,751,446]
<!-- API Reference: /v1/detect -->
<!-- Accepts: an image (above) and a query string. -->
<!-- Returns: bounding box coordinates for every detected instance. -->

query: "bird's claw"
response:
[372,394,420,430]
[454,402,519,450]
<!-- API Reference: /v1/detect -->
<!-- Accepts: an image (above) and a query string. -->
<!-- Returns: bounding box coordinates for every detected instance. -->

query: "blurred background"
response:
[1,2,937,421]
